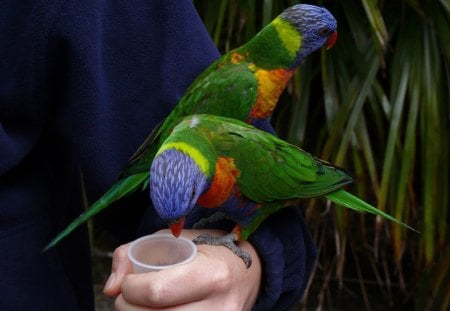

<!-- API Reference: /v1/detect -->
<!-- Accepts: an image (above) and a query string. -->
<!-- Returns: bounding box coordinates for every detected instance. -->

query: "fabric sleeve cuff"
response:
[249,207,317,311]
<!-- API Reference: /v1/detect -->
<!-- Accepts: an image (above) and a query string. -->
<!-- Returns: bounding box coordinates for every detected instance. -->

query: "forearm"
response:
[250,207,317,310]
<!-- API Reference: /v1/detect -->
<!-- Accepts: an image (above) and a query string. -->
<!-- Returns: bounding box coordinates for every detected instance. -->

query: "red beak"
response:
[325,31,338,50]
[168,217,186,238]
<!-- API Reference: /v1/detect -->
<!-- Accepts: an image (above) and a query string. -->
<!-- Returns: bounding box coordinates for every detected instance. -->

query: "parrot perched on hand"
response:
[150,114,415,267]
[44,4,338,250]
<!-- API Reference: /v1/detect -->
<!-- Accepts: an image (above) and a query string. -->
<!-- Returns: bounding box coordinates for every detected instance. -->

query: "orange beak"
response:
[325,30,338,50]
[168,217,186,238]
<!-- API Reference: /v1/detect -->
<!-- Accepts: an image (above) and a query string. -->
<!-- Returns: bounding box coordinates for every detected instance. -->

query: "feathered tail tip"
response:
[325,189,419,233]
[42,214,86,252]
[42,172,149,252]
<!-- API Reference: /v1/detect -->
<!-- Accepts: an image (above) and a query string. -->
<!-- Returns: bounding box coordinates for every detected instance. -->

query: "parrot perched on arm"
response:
[44,4,338,250]
[149,114,416,267]
[121,3,337,177]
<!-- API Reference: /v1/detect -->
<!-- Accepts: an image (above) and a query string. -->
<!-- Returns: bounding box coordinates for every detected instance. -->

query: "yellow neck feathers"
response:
[272,17,302,58]
[157,142,210,175]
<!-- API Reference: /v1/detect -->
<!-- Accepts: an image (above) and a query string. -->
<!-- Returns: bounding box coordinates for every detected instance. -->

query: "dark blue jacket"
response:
[0,1,316,310]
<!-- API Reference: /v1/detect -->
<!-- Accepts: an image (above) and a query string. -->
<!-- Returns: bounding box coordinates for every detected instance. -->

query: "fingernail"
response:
[103,273,116,293]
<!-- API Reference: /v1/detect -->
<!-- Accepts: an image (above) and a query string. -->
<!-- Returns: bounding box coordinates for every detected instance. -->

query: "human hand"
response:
[103,229,262,310]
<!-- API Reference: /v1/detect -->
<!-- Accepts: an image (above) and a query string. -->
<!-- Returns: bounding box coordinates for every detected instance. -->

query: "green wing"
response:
[234,135,352,201]
[182,63,258,118]
[120,60,258,177]
[193,115,353,202]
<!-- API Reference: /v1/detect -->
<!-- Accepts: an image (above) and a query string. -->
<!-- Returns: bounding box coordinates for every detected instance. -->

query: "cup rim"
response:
[127,233,197,271]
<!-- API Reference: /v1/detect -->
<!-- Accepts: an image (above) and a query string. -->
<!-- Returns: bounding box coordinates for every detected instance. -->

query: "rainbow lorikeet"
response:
[44,4,337,250]
[150,115,415,267]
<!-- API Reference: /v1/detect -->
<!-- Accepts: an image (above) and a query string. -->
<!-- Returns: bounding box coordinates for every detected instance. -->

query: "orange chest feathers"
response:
[250,67,294,119]
[197,157,240,208]
[229,51,294,120]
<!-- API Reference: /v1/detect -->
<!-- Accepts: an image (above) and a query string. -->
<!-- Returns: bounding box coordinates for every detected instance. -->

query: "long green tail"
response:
[43,172,149,251]
[325,189,418,232]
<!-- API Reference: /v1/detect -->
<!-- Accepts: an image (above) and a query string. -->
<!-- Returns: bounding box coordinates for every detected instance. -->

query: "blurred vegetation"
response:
[193,0,449,310]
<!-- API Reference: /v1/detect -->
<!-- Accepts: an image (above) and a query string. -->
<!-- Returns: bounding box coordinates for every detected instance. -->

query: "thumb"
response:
[103,243,133,296]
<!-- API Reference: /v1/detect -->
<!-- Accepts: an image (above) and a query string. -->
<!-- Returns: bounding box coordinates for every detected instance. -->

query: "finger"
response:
[115,294,150,311]
[103,243,134,296]
[121,251,232,307]
[116,293,223,311]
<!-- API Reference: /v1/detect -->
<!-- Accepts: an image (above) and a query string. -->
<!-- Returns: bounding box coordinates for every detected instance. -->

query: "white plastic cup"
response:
[127,233,197,273]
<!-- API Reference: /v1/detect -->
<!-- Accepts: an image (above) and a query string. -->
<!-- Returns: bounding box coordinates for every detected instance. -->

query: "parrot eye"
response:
[190,188,196,202]
[318,27,331,37]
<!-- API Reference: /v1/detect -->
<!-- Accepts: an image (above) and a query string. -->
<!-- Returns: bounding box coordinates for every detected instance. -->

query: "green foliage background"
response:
[193,1,449,309]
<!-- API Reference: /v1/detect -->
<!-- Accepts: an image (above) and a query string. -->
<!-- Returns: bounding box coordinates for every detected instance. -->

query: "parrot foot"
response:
[193,233,252,268]
[192,212,228,229]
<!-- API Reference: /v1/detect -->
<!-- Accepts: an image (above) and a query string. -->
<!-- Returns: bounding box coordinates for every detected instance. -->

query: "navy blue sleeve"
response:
[0,0,218,309]
[0,0,316,309]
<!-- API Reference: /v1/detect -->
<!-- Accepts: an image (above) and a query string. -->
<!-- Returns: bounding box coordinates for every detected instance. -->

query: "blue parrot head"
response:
[280,4,337,67]
[150,148,209,237]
